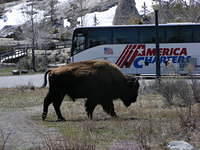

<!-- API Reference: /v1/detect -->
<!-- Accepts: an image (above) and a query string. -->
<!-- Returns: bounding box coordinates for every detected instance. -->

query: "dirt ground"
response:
[0,106,60,150]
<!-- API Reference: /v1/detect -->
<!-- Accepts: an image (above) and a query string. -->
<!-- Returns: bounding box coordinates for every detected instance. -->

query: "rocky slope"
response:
[113,0,140,25]
[0,0,142,42]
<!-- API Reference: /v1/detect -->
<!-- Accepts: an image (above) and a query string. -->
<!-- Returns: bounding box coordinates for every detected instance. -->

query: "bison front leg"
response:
[53,93,66,122]
[85,100,97,120]
[102,101,117,118]
[42,91,53,121]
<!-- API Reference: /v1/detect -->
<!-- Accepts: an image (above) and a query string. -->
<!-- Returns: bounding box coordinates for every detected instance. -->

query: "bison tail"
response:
[41,70,51,88]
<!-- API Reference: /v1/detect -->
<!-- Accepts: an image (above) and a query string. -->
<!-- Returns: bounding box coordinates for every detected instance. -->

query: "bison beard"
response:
[41,60,139,121]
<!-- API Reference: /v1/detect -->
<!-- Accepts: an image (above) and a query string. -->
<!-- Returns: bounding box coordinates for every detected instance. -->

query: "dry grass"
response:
[0,88,47,109]
[41,94,200,150]
[0,129,12,150]
[0,67,16,76]
[0,81,199,150]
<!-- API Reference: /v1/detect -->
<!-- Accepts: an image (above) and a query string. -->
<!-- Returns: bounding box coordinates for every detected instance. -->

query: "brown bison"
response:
[42,60,139,121]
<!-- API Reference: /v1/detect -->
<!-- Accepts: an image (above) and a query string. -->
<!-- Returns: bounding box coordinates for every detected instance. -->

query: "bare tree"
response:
[150,0,200,23]
[24,0,39,71]
[48,0,58,25]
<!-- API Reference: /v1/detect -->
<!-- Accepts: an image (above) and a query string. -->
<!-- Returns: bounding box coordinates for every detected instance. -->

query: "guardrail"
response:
[135,74,200,79]
[0,48,28,63]
[0,40,72,63]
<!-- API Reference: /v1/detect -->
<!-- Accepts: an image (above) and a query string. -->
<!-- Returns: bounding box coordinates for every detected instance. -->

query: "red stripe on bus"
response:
[116,45,129,65]
[119,45,136,68]
[126,49,138,68]
[117,45,132,67]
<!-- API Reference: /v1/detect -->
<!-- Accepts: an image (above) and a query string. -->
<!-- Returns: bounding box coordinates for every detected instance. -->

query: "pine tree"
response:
[141,2,149,17]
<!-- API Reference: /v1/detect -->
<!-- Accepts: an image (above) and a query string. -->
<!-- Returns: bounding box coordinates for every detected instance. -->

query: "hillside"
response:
[1,0,200,42]
[0,0,121,41]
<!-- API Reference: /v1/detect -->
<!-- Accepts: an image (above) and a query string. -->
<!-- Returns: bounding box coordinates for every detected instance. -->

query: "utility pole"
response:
[155,9,160,78]
[153,0,161,79]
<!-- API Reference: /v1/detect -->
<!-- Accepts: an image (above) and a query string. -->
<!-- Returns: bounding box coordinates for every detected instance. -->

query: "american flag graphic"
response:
[104,47,113,55]
[115,44,145,68]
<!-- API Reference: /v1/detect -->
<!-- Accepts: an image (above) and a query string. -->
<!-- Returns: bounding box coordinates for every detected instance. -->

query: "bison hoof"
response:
[56,118,66,122]
[111,114,118,119]
[42,113,47,121]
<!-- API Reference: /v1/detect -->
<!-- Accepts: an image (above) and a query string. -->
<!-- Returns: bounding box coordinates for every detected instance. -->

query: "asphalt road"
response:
[1,74,195,89]
[0,74,44,88]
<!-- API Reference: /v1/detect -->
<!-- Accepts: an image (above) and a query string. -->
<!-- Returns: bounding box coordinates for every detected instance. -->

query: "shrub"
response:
[0,129,12,150]
[175,80,193,106]
[60,31,72,41]
[42,135,95,150]
[35,56,47,72]
[152,78,198,107]
[190,79,200,103]
[17,56,32,71]
[17,56,47,72]
[154,79,178,106]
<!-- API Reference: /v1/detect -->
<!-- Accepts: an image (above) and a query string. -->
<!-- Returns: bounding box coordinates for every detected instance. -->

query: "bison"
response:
[41,60,139,121]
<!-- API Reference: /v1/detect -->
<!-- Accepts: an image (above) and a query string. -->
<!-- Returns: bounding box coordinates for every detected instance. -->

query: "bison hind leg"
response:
[42,91,53,121]
[85,100,97,120]
[52,92,66,122]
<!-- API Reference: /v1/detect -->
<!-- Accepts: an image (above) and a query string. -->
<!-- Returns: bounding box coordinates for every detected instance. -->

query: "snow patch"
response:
[77,6,117,26]
[0,2,44,30]
[0,0,160,30]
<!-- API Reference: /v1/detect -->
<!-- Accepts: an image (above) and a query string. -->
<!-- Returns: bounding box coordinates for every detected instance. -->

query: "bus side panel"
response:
[72,43,200,75]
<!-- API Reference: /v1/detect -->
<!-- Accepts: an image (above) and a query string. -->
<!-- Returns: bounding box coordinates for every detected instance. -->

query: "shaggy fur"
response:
[42,60,139,121]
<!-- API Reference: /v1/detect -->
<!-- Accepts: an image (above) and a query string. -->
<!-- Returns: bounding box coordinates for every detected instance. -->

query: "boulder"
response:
[167,141,196,150]
[12,69,20,75]
[113,0,141,25]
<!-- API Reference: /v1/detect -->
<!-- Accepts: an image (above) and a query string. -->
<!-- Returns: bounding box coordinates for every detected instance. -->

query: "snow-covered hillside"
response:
[0,1,44,30]
[0,0,154,30]
[76,6,117,27]
[76,0,153,27]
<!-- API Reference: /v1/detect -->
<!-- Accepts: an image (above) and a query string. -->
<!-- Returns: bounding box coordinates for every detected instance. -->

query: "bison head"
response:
[122,75,139,107]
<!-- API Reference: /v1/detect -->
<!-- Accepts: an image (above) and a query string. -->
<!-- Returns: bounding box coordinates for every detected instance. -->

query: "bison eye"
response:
[127,79,139,89]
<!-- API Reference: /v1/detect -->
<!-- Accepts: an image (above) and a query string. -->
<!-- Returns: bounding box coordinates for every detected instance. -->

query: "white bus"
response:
[71,24,200,75]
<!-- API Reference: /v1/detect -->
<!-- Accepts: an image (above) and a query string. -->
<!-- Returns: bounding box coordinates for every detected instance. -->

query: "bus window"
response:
[113,28,138,44]
[193,26,200,42]
[87,29,112,48]
[73,32,86,55]
[139,27,155,43]
[179,27,193,42]
[166,26,193,43]
[158,28,166,43]
[166,27,180,42]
